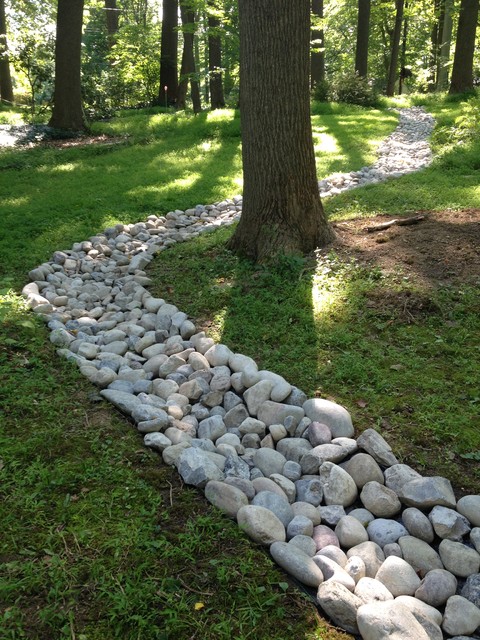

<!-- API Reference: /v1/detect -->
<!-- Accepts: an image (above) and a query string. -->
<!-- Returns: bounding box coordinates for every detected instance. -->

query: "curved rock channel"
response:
[22,108,480,639]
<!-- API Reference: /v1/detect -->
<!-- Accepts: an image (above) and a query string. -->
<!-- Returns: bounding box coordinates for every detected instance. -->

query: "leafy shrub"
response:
[330,72,380,107]
[312,79,331,102]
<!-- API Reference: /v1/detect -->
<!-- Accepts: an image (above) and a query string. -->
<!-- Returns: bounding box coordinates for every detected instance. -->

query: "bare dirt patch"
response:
[329,208,480,287]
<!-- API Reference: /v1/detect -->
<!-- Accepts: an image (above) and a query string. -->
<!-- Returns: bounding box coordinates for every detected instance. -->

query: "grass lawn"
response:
[1,95,479,639]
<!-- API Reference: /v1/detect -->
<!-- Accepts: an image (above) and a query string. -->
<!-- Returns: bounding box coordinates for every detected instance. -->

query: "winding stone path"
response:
[21,108,480,639]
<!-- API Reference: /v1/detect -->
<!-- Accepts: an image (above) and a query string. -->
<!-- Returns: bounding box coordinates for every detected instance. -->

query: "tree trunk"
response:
[105,0,119,47]
[228,0,334,262]
[436,0,453,90]
[208,2,225,109]
[311,0,325,88]
[355,0,371,77]
[386,0,404,96]
[177,3,202,112]
[398,2,409,94]
[428,0,441,90]
[449,0,479,93]
[49,0,87,131]
[0,0,14,105]
[158,0,178,107]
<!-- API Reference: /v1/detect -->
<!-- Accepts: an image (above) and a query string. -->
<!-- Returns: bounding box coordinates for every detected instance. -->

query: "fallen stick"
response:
[365,214,427,232]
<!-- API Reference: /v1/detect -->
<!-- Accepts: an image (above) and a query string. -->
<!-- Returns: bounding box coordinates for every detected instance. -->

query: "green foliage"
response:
[312,79,330,102]
[330,72,381,108]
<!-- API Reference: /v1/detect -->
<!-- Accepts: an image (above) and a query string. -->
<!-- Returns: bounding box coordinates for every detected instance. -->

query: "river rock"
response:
[253,448,287,477]
[270,541,324,587]
[313,555,356,591]
[354,577,394,605]
[457,495,480,527]
[177,447,224,488]
[251,490,294,527]
[317,581,362,635]
[367,519,408,547]
[357,601,432,640]
[397,475,456,508]
[342,453,384,489]
[204,480,248,517]
[414,568,458,606]
[313,524,340,550]
[236,505,286,545]
[303,398,354,438]
[398,536,444,577]
[461,573,480,607]
[319,462,358,507]
[401,507,435,542]
[360,481,402,518]
[347,541,385,578]
[335,515,369,549]
[439,538,480,577]
[429,504,471,540]
[442,595,480,636]
[375,555,421,596]
[356,429,398,467]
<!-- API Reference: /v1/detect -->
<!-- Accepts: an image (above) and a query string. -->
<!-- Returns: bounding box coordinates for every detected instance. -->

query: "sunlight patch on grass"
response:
[312,130,339,155]
[1,195,30,207]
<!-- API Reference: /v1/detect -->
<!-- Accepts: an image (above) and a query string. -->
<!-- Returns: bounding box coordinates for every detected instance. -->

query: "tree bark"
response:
[428,0,441,90]
[158,0,178,107]
[228,0,334,262]
[449,0,479,93]
[398,2,409,94]
[311,0,325,88]
[208,1,225,109]
[0,0,14,105]
[386,0,404,96]
[436,0,453,89]
[49,0,87,131]
[355,0,371,78]
[105,0,119,47]
[177,3,202,112]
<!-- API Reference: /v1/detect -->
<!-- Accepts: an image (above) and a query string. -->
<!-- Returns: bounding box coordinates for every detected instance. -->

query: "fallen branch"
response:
[365,214,427,233]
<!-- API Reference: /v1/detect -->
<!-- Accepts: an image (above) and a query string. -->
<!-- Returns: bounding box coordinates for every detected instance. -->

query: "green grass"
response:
[1,95,480,638]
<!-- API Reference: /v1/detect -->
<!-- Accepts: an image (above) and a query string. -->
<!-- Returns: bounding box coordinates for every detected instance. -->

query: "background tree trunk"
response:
[398,2,409,94]
[449,0,479,93]
[436,0,453,90]
[208,2,225,109]
[311,0,325,88]
[228,0,334,262]
[177,3,202,112]
[158,0,178,107]
[49,0,87,131]
[355,0,371,77]
[386,0,404,96]
[104,0,119,47]
[0,0,14,105]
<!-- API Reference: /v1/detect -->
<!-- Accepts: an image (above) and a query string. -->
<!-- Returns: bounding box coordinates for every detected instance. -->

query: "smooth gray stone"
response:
[253,448,287,477]
[303,398,354,438]
[251,490,294,527]
[317,581,361,635]
[100,388,141,416]
[401,507,435,543]
[397,476,456,509]
[317,545,348,568]
[457,495,480,527]
[276,437,312,463]
[223,403,249,429]
[398,537,444,577]
[236,505,286,546]
[204,480,248,518]
[300,442,351,474]
[360,481,402,518]
[132,405,169,425]
[415,568,458,607]
[383,543,402,558]
[197,415,226,442]
[356,428,398,467]
[354,577,394,605]
[257,400,305,426]
[439,539,480,577]
[375,556,421,597]
[307,421,332,446]
[143,432,172,452]
[270,541,324,587]
[269,473,296,503]
[176,447,224,488]
[345,555,366,583]
[442,595,480,636]
[243,380,274,416]
[357,601,432,640]
[286,515,314,539]
[429,505,471,540]
[472,527,480,553]
[291,501,321,526]
[223,391,243,412]
[367,519,409,547]
[313,524,340,551]
[284,386,308,407]
[348,508,375,527]
[224,476,255,500]
[319,461,358,507]
[335,515,369,549]
[282,460,302,481]
[313,555,356,591]
[395,595,442,627]
[288,535,317,557]
[342,453,384,489]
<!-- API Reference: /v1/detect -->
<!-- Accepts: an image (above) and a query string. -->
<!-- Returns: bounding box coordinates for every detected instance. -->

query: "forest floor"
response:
[329,208,480,287]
